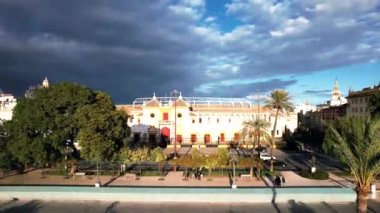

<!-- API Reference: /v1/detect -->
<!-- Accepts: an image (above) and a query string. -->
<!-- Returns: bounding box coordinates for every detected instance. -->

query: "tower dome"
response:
[42,77,49,88]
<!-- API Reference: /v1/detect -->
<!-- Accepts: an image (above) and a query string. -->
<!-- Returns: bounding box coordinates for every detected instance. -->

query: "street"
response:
[1,199,380,213]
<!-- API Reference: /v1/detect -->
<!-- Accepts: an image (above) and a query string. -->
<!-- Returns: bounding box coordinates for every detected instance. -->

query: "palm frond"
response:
[324,116,380,188]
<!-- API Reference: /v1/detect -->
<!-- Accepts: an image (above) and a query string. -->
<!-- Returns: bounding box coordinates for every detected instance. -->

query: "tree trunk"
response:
[357,186,370,213]
[270,108,280,172]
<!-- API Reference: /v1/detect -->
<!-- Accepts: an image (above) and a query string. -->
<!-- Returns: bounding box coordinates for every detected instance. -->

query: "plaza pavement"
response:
[0,168,358,188]
[2,199,380,213]
[1,169,380,203]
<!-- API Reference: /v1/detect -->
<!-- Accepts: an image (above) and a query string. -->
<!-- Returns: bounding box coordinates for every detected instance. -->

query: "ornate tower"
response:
[330,78,347,106]
[331,79,340,102]
[42,77,49,88]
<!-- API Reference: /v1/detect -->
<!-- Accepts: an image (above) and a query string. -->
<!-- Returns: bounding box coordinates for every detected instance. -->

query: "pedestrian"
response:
[275,175,281,187]
[282,176,286,184]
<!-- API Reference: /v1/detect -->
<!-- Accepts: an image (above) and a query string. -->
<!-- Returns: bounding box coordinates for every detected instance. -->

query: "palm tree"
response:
[265,90,294,171]
[323,117,380,213]
[241,119,271,155]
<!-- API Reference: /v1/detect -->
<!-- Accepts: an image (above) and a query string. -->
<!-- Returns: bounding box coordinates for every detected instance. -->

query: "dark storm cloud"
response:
[0,0,204,103]
[197,78,297,98]
[1,0,379,103]
[304,89,331,97]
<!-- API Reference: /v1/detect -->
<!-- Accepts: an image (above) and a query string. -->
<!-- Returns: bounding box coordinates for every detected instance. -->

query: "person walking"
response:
[275,175,281,187]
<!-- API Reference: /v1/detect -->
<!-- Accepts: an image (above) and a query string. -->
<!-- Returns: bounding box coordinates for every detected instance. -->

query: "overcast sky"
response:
[0,0,379,104]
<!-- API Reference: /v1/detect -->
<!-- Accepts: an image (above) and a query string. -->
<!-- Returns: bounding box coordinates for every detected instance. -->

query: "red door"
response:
[205,134,210,143]
[176,135,182,143]
[220,133,225,142]
[191,134,197,143]
[161,127,170,138]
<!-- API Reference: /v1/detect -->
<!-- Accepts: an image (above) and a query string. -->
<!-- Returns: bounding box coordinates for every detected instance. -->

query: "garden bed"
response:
[299,169,329,180]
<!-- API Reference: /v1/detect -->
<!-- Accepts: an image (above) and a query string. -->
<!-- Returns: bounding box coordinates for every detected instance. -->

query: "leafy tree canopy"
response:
[369,92,380,117]
[76,92,130,162]
[4,82,130,167]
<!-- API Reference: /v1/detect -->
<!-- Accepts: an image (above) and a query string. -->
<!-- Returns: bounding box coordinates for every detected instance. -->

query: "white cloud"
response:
[205,16,216,23]
[222,25,255,42]
[168,5,201,20]
[181,0,205,7]
[270,16,309,37]
[313,0,379,14]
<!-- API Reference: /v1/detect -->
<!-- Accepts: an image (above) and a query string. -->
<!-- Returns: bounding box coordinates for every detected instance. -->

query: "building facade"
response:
[346,85,380,118]
[0,93,17,122]
[25,77,49,98]
[117,92,297,147]
[315,79,348,122]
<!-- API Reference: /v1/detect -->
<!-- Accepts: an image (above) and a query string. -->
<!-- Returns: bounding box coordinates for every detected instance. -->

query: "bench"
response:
[240,174,252,180]
[124,173,137,180]
[74,172,86,179]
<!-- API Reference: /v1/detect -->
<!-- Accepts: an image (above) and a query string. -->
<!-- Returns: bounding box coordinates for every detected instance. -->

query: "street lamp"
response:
[230,153,239,189]
[171,90,180,158]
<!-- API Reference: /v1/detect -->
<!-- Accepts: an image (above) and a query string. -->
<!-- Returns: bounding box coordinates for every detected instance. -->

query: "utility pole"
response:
[257,89,260,149]
[171,90,180,173]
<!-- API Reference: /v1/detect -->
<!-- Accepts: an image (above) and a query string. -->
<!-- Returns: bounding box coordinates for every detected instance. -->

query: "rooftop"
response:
[132,95,253,109]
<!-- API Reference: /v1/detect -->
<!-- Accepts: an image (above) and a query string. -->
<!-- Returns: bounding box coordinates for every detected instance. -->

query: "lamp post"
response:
[171,90,180,172]
[230,154,239,189]
[174,94,177,157]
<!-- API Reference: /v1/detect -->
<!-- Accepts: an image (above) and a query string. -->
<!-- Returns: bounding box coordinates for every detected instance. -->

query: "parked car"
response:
[255,146,267,153]
[265,160,286,167]
[259,153,276,161]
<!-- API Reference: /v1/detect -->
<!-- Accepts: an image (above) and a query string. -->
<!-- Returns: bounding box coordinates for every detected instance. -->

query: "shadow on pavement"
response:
[0,198,18,208]
[104,201,119,213]
[288,200,315,213]
[368,199,380,213]
[103,176,120,187]
[322,201,338,213]
[2,200,42,213]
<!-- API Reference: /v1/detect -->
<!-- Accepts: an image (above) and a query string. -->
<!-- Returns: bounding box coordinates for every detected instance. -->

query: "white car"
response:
[259,153,276,161]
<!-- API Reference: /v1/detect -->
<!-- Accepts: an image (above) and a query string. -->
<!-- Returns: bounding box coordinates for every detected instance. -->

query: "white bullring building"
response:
[117,91,297,148]
[0,93,17,122]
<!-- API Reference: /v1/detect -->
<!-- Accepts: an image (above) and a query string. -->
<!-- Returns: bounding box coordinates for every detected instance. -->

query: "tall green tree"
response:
[265,90,294,171]
[4,82,130,169]
[150,147,167,176]
[323,117,380,213]
[0,122,15,170]
[204,154,219,179]
[368,92,380,117]
[237,157,263,178]
[76,92,130,162]
[241,118,271,155]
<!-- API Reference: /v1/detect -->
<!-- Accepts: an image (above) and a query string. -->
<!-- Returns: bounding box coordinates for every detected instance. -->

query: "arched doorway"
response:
[160,127,170,147]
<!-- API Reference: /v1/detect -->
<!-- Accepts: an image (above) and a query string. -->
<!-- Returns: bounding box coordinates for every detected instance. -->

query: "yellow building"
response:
[117,91,297,148]
[347,85,380,118]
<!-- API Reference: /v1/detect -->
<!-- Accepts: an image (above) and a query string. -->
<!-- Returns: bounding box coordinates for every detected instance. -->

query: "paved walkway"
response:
[0,170,115,186]
[276,171,355,188]
[3,200,380,213]
[0,169,359,189]
[109,171,266,187]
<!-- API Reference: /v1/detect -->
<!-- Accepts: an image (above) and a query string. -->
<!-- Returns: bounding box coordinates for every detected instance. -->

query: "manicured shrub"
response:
[261,169,277,177]
[299,169,329,180]
[312,170,329,180]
